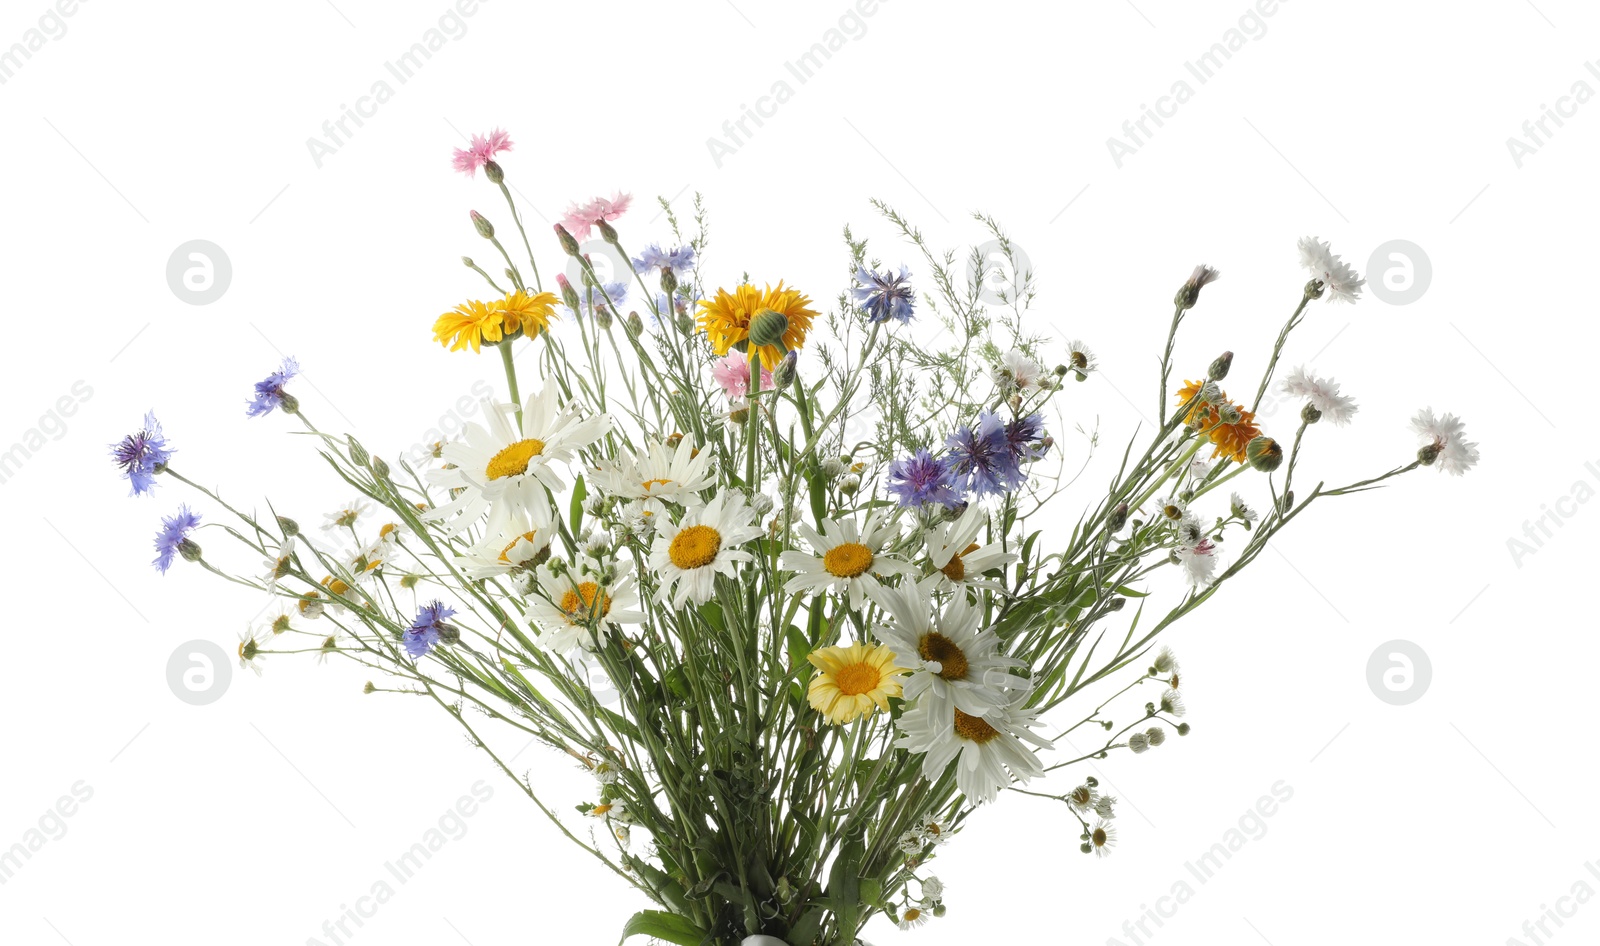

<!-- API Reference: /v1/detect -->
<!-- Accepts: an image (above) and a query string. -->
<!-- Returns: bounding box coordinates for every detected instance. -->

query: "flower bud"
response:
[625,311,645,337]
[597,218,619,245]
[470,210,495,239]
[484,160,504,185]
[1208,351,1233,382]
[1108,502,1128,532]
[1304,278,1325,300]
[728,407,749,425]
[347,435,370,468]
[1146,726,1167,746]
[1246,436,1283,472]
[1174,264,1220,310]
[1129,732,1149,753]
[363,681,376,694]
[932,903,947,918]
[1108,596,1126,612]
[461,256,475,268]
[371,456,390,479]
[772,350,798,389]
[596,306,614,330]
[676,315,695,336]
[557,273,582,313]
[1300,402,1322,425]
[1418,441,1442,466]
[437,623,461,646]
[277,516,300,537]
[749,493,775,518]
[179,538,203,563]
[840,474,861,496]
[659,266,678,296]
[747,308,789,350]
[399,574,420,589]
[554,224,581,256]
[1176,722,1191,736]
[278,392,300,415]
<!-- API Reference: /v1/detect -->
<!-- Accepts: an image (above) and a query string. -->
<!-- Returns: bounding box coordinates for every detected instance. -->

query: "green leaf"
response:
[618,910,707,946]
[860,877,885,910]
[570,475,587,536]
[827,836,866,939]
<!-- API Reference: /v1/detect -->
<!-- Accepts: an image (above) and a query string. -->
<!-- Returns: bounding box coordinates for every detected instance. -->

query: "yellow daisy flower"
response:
[433,291,560,352]
[498,290,560,340]
[806,641,907,724]
[696,282,817,370]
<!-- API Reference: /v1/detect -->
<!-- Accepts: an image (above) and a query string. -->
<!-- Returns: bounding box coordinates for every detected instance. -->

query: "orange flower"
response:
[695,282,817,370]
[1176,380,1261,463]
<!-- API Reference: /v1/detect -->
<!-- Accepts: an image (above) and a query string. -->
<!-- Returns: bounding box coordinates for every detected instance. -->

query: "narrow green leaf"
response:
[570,474,587,536]
[618,910,707,946]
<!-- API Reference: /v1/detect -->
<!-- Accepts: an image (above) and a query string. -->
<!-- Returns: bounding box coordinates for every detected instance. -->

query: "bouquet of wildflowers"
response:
[112,129,1477,946]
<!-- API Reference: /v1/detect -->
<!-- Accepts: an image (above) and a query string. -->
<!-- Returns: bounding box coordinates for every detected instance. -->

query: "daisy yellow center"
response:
[559,582,612,621]
[918,632,970,681]
[668,525,722,569]
[823,542,874,578]
[939,542,981,582]
[591,803,613,815]
[379,523,399,538]
[640,478,674,492]
[833,660,884,696]
[323,577,350,596]
[904,909,922,922]
[499,530,541,562]
[486,438,547,480]
[1092,827,1108,847]
[952,708,1000,744]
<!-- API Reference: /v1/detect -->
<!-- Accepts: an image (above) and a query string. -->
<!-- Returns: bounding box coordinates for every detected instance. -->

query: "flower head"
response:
[781,513,914,611]
[246,357,300,417]
[1176,381,1261,463]
[998,348,1043,392]
[895,688,1050,805]
[403,601,457,657]
[1004,413,1050,463]
[709,352,774,400]
[1411,408,1480,476]
[851,265,915,324]
[434,292,559,352]
[153,505,201,573]
[631,244,696,277]
[886,449,961,510]
[1064,339,1098,381]
[559,192,631,242]
[806,641,908,724]
[1297,236,1365,303]
[1280,365,1358,426]
[111,411,173,496]
[945,412,1024,496]
[451,128,513,177]
[648,492,762,607]
[696,282,818,370]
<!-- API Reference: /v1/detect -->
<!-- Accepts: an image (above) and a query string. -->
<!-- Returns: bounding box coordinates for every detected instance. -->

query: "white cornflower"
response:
[999,347,1044,391]
[528,560,645,655]
[649,492,762,607]
[1176,512,1205,548]
[924,502,1017,592]
[870,577,1027,719]
[781,512,913,611]
[322,498,372,532]
[1280,365,1359,426]
[426,384,611,536]
[1089,820,1117,858]
[1410,407,1480,476]
[1176,538,1219,585]
[1229,492,1258,524]
[895,689,1050,805]
[1297,236,1365,303]
[590,436,715,521]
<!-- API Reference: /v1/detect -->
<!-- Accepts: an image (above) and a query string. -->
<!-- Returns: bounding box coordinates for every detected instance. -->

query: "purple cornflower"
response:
[886,448,961,509]
[404,601,457,657]
[945,411,1024,497]
[153,505,201,573]
[632,243,697,277]
[851,265,915,324]
[246,357,300,418]
[1005,413,1050,463]
[111,411,173,497]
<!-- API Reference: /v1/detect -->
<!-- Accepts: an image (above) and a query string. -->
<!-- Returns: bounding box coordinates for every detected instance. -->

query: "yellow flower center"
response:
[498,530,541,563]
[559,582,612,622]
[668,525,721,569]
[486,438,547,480]
[1092,827,1108,847]
[822,542,874,578]
[640,477,674,493]
[322,577,350,596]
[904,909,922,922]
[953,708,1001,744]
[590,803,613,816]
[833,661,883,696]
[919,632,970,681]
[379,523,399,538]
[939,542,981,582]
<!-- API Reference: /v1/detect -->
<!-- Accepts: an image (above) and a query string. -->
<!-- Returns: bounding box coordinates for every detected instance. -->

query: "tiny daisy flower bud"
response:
[1246,436,1283,472]
[362,681,375,694]
[821,457,847,479]
[1129,732,1149,753]
[277,516,300,537]
[1080,841,1093,854]
[933,903,948,918]
[1107,596,1126,612]
[461,256,475,268]
[585,530,611,557]
[1301,402,1323,425]
[1177,722,1191,735]
[470,210,495,239]
[554,223,581,256]
[1146,726,1167,746]
[840,474,861,496]
[1208,351,1233,382]
[1152,646,1179,675]
[483,160,504,185]
[749,493,775,518]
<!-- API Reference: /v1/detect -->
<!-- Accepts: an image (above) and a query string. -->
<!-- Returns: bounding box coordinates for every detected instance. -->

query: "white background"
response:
[1,1,1594,944]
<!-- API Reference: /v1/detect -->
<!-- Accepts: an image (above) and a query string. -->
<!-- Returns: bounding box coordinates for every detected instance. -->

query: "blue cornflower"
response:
[632,243,697,277]
[851,265,915,324]
[403,601,457,657]
[1005,413,1050,463]
[246,357,300,418]
[886,448,961,509]
[945,411,1024,497]
[153,505,201,573]
[110,411,173,497]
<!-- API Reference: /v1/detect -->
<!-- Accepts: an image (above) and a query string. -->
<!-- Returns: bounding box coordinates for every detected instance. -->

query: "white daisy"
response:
[426,385,611,536]
[998,347,1044,392]
[1152,646,1180,675]
[590,437,715,521]
[1176,537,1219,585]
[897,906,931,931]
[870,577,1027,720]
[1280,365,1359,426]
[920,876,945,901]
[781,512,913,611]
[924,502,1017,592]
[261,534,301,590]
[1089,820,1117,858]
[1159,687,1187,717]
[322,498,372,533]
[528,560,645,655]
[1064,339,1097,380]
[237,627,266,677]
[649,492,762,607]
[1410,407,1480,476]
[1228,492,1258,524]
[1296,236,1365,303]
[457,497,557,580]
[1066,783,1099,814]
[895,689,1050,805]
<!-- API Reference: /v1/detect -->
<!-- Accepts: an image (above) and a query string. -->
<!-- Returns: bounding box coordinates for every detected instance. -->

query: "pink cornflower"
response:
[559,192,633,241]
[710,352,774,399]
[452,128,513,177]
